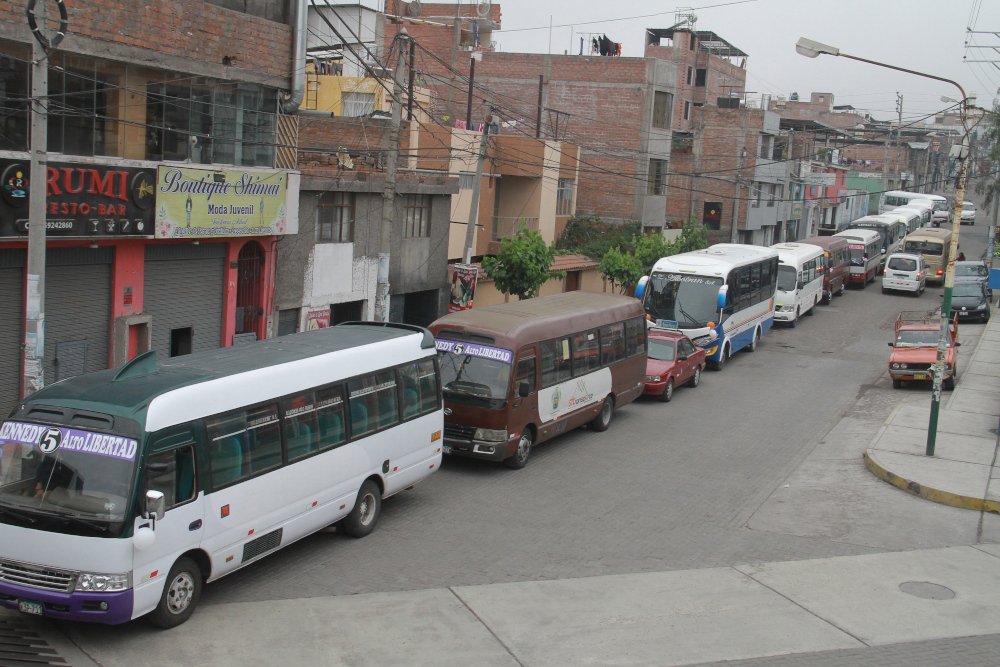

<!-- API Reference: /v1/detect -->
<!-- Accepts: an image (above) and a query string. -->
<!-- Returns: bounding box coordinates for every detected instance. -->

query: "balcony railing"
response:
[492,216,539,240]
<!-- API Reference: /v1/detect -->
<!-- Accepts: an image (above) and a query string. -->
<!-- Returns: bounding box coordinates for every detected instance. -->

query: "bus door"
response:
[132,427,203,617]
[510,350,538,446]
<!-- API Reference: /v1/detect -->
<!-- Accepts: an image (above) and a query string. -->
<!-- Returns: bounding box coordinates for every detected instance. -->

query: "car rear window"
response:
[888,257,917,271]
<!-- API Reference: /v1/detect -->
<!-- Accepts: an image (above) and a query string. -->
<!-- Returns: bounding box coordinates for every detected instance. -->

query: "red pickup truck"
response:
[887,311,960,389]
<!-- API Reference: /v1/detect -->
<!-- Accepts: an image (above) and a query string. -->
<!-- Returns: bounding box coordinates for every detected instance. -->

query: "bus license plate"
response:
[18,599,43,616]
[912,373,927,380]
[442,445,452,454]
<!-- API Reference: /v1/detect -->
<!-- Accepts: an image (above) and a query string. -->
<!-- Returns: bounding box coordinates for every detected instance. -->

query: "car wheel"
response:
[504,429,533,469]
[148,556,202,629]
[339,479,382,538]
[660,378,674,402]
[944,374,956,391]
[690,366,702,387]
[983,309,991,323]
[881,287,888,294]
[590,395,615,431]
[892,378,902,389]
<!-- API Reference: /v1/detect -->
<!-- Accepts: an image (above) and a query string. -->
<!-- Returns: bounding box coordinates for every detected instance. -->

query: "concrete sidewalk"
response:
[864,313,1000,515]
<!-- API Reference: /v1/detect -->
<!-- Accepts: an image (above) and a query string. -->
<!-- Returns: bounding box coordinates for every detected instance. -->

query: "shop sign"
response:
[306,308,330,330]
[155,166,288,239]
[0,159,156,238]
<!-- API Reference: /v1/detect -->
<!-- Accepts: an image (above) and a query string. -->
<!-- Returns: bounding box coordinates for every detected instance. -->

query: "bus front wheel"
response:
[504,430,533,469]
[590,396,614,432]
[149,556,202,629]
[711,344,729,371]
[340,480,382,538]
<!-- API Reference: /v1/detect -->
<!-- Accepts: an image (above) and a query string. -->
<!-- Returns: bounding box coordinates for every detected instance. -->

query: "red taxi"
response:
[643,328,707,402]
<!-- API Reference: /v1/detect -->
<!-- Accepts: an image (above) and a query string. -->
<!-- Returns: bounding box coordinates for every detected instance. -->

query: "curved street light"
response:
[795,37,971,457]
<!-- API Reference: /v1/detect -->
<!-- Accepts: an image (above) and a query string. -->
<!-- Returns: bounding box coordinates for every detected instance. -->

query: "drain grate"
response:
[0,618,69,666]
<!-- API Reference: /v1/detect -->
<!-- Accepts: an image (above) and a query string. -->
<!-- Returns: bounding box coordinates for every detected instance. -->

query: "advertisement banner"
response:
[306,308,330,330]
[155,165,288,239]
[448,264,479,312]
[0,159,156,238]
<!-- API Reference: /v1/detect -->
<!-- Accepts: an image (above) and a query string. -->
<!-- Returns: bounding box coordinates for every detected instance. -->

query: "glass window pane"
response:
[282,392,320,461]
[315,386,347,449]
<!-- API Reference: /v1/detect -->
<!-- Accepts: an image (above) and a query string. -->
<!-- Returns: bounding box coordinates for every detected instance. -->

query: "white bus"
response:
[771,242,825,326]
[0,323,443,628]
[638,243,779,371]
[878,190,945,216]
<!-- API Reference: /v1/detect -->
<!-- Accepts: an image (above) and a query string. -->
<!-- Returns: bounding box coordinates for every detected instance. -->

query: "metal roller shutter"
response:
[144,243,226,358]
[0,250,25,417]
[45,247,113,384]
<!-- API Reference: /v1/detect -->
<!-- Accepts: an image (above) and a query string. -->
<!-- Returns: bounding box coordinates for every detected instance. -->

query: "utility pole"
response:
[23,0,51,397]
[462,106,491,264]
[895,92,904,186]
[375,31,408,323]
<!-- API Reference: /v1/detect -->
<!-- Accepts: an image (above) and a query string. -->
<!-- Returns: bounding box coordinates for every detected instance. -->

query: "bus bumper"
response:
[0,579,134,625]
[442,436,510,462]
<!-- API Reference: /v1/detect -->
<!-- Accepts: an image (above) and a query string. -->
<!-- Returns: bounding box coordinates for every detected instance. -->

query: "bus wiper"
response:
[677,302,701,327]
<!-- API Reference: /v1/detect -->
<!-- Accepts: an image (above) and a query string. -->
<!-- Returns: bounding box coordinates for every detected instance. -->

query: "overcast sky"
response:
[446,0,1000,122]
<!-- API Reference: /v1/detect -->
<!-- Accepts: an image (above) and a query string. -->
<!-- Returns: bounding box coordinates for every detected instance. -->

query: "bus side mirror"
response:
[517,381,530,398]
[144,490,165,522]
[635,275,648,300]
[717,285,729,310]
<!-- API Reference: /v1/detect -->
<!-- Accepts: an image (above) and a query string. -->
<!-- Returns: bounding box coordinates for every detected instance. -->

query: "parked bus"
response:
[800,235,850,305]
[429,291,645,470]
[879,190,945,215]
[885,208,923,239]
[898,200,933,229]
[834,228,881,287]
[903,227,953,285]
[638,244,778,370]
[771,243,824,326]
[846,215,902,273]
[0,323,443,627]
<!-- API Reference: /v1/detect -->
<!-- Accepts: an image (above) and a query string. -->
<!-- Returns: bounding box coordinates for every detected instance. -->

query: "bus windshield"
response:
[904,241,943,256]
[776,265,798,292]
[0,420,137,537]
[436,339,512,407]
[645,273,724,327]
[848,246,867,266]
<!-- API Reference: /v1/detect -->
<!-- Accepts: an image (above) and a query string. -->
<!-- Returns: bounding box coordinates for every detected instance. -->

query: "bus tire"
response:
[807,300,816,315]
[746,328,760,353]
[340,480,382,538]
[590,396,614,432]
[837,281,846,297]
[149,556,202,629]
[789,310,798,328]
[504,430,533,469]
[711,344,729,371]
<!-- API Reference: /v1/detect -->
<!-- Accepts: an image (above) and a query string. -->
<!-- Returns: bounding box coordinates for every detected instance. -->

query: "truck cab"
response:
[887,311,960,389]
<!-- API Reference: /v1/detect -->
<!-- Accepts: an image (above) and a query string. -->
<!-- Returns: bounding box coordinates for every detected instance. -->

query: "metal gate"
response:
[44,247,113,385]
[235,241,265,337]
[0,250,25,417]
[144,243,226,357]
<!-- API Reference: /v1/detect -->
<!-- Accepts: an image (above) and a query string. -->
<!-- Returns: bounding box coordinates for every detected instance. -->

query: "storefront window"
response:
[0,48,30,151]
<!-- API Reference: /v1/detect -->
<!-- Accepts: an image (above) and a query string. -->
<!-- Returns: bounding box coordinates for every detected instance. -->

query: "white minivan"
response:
[882,252,927,295]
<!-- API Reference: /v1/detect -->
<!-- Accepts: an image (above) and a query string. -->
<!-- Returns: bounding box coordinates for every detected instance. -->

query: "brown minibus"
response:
[800,235,849,304]
[428,291,646,469]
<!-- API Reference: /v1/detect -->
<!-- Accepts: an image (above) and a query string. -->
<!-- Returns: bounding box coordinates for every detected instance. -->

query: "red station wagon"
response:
[643,328,707,402]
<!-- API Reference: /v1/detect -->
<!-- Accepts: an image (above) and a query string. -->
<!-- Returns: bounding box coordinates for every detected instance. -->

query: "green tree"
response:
[975,104,1000,213]
[674,218,709,253]
[633,232,675,273]
[482,223,563,300]
[599,246,644,294]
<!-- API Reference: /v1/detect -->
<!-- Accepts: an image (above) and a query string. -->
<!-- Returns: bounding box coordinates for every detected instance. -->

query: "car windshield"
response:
[645,273,724,327]
[776,265,798,292]
[953,283,983,297]
[0,420,137,537]
[436,339,512,407]
[647,338,677,361]
[896,330,946,347]
[955,264,987,278]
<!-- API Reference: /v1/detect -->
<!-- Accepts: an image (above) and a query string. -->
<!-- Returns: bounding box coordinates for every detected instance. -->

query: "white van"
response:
[882,252,926,295]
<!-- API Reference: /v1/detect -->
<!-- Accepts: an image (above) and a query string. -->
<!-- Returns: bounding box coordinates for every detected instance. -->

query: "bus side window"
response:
[515,356,536,395]
[315,386,346,449]
[540,338,571,386]
[373,370,399,430]
[625,318,646,357]
[600,323,625,365]
[571,330,600,376]
[206,413,249,488]
[281,392,320,461]
[245,404,282,475]
[398,358,439,419]
[145,444,197,509]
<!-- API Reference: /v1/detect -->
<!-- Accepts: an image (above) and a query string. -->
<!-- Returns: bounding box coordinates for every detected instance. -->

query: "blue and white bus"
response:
[0,322,443,628]
[637,244,779,370]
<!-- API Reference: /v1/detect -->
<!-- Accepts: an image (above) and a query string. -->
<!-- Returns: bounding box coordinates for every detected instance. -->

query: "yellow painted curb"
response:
[863,451,1000,515]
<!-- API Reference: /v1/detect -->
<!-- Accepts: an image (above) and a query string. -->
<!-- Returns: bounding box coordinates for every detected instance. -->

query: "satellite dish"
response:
[477,1,491,18]
[407,0,421,17]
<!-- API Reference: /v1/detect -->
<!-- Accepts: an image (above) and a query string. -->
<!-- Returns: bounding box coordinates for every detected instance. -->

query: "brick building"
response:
[0,0,307,415]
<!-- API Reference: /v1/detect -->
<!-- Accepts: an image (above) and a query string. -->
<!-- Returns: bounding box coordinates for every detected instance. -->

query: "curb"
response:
[863,451,1000,515]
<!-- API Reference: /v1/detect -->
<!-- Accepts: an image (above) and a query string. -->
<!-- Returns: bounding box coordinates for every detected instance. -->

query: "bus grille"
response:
[0,559,75,592]
[444,424,475,443]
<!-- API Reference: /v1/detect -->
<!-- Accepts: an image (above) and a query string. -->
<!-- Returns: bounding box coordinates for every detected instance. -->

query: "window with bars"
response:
[317,192,354,243]
[557,179,575,215]
[647,159,668,196]
[404,195,431,238]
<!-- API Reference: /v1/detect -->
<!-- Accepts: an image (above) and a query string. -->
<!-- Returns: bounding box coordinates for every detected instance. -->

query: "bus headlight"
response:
[777,305,795,312]
[473,428,507,443]
[76,572,131,592]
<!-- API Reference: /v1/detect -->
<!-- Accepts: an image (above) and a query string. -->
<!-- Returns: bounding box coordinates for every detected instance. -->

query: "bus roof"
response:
[904,228,952,242]
[651,243,777,275]
[883,190,944,202]
[429,291,642,341]
[770,242,824,263]
[834,228,880,243]
[849,215,896,226]
[799,235,848,251]
[15,323,433,425]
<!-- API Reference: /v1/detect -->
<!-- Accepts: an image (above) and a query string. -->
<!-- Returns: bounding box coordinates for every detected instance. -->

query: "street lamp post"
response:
[796,37,970,457]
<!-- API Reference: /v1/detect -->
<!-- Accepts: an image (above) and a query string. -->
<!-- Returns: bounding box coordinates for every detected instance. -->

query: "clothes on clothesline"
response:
[591,35,622,56]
